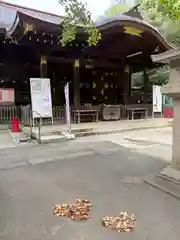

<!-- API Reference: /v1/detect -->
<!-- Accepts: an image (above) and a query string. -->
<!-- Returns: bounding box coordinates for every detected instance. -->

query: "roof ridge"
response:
[0,0,64,18]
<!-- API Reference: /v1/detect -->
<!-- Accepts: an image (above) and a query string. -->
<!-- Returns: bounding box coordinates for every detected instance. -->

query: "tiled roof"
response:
[0,1,172,51]
[0,1,63,30]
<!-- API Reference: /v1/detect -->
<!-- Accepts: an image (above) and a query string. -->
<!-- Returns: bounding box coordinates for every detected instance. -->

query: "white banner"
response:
[153,85,162,113]
[64,83,71,132]
[30,78,52,119]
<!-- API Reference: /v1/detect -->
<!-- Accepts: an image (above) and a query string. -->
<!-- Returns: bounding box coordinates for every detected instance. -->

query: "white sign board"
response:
[153,85,162,113]
[30,78,52,119]
[64,83,71,132]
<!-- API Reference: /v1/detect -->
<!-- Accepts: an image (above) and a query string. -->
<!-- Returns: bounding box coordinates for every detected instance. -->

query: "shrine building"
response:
[0,1,172,123]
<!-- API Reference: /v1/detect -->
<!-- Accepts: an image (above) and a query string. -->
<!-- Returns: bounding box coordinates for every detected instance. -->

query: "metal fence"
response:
[0,104,153,126]
[20,105,66,126]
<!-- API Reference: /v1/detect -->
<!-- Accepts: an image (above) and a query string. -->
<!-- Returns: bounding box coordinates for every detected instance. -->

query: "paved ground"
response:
[24,118,171,138]
[0,125,179,239]
[0,130,16,149]
[77,127,172,162]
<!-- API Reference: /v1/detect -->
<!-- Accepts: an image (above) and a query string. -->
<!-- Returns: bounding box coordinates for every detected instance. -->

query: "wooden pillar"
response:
[40,56,47,78]
[143,69,149,104]
[123,65,131,104]
[73,60,80,107]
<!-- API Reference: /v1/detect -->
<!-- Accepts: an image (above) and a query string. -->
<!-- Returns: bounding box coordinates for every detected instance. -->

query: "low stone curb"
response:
[23,122,171,144]
[74,124,171,138]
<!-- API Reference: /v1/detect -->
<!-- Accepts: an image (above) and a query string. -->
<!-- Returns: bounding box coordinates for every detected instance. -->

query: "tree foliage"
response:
[132,66,169,86]
[59,0,179,47]
[141,0,179,85]
[59,0,101,47]
[102,0,180,47]
[141,0,180,20]
[158,0,180,20]
[104,3,132,17]
[103,0,179,86]
[141,0,180,47]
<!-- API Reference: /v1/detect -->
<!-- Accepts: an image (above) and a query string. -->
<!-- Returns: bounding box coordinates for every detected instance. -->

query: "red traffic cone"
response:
[163,107,168,118]
[12,116,20,132]
[169,108,174,118]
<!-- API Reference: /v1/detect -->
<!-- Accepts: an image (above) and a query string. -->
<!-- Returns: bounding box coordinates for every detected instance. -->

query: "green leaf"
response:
[104,3,133,17]
[59,0,101,47]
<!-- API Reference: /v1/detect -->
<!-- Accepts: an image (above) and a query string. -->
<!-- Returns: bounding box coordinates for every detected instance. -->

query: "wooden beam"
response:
[46,56,73,64]
[81,58,122,69]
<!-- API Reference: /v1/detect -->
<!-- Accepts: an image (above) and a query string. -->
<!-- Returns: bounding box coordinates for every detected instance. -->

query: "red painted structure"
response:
[163,107,174,118]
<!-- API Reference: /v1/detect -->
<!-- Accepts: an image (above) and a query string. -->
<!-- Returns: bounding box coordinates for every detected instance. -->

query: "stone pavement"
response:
[0,137,180,239]
[23,118,172,139]
[0,140,123,169]
[0,129,36,150]
[0,129,16,149]
[77,127,172,162]
[0,126,172,169]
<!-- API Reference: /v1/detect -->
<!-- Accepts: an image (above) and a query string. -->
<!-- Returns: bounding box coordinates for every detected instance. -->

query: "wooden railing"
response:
[0,104,153,125]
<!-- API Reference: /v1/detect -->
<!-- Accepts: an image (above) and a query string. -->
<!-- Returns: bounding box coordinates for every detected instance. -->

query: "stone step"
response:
[0,125,9,130]
[40,131,61,137]
[74,131,95,137]
[72,128,93,134]
[31,131,61,138]
[40,134,66,144]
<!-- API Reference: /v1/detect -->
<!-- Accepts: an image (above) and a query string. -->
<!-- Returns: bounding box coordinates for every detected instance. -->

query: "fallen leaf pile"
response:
[53,199,92,220]
[100,212,136,232]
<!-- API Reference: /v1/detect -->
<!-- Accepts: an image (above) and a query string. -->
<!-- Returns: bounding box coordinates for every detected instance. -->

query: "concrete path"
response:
[0,130,16,149]
[23,118,172,138]
[76,127,172,162]
[0,129,36,150]
[0,125,177,239]
[0,141,179,239]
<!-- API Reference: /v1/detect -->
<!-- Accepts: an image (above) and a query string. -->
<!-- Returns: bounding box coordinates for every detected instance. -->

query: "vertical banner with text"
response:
[64,83,71,132]
[153,85,162,115]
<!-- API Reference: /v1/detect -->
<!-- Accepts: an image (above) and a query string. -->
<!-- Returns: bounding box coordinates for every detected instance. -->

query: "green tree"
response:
[148,66,169,85]
[59,0,101,47]
[141,0,180,20]
[102,0,180,47]
[104,2,132,16]
[158,0,180,20]
[103,0,177,86]
[59,0,179,47]
[141,0,180,47]
[132,66,169,86]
